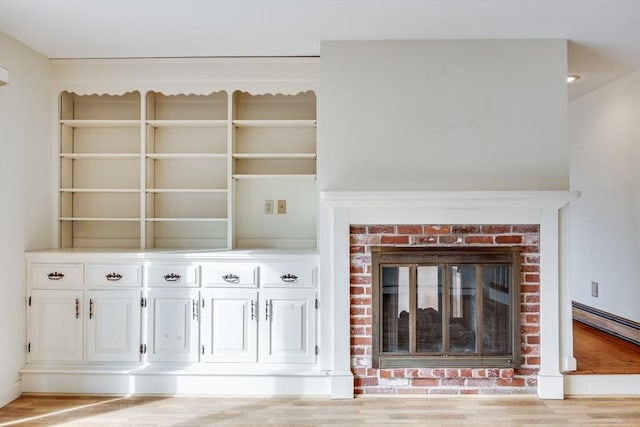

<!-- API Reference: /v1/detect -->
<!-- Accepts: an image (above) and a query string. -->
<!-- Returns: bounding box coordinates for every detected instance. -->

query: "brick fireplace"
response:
[319,191,577,399]
[350,224,540,395]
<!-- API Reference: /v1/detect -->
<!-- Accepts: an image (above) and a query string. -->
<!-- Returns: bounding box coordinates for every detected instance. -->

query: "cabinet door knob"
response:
[105,272,123,282]
[222,273,240,284]
[47,272,65,280]
[163,273,182,283]
[280,273,298,283]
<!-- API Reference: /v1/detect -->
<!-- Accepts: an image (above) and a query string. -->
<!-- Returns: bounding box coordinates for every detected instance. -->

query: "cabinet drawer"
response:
[87,264,141,287]
[203,264,258,287]
[29,264,84,289]
[262,264,316,288]
[147,264,199,287]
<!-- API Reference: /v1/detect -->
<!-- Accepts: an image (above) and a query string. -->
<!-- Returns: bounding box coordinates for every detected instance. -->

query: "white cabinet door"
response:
[86,290,141,362]
[146,289,200,362]
[260,289,316,364]
[28,290,83,362]
[201,289,258,363]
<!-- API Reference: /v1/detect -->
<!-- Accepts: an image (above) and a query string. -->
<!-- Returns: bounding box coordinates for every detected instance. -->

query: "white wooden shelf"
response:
[232,174,317,180]
[146,188,228,193]
[60,217,140,222]
[146,218,228,222]
[60,120,140,128]
[147,120,228,128]
[233,153,316,159]
[146,153,228,160]
[60,153,140,160]
[59,188,140,193]
[232,120,316,128]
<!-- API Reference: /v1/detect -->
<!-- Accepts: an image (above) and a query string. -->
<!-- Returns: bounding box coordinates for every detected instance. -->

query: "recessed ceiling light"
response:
[567,74,581,83]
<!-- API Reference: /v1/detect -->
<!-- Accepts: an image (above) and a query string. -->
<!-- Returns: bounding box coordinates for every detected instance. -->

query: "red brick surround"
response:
[350,224,540,395]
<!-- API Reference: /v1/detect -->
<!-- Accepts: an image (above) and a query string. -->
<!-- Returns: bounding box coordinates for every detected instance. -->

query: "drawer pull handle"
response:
[47,272,65,280]
[280,273,298,283]
[75,298,80,319]
[222,273,240,284]
[89,299,94,319]
[163,273,182,283]
[105,272,123,282]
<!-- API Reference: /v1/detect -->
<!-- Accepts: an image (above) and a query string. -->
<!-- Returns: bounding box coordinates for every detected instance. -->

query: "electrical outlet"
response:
[277,199,287,214]
[264,200,274,215]
[591,281,599,297]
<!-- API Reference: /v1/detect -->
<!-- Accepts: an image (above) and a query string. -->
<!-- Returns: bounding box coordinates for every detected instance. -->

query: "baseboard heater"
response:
[572,301,640,346]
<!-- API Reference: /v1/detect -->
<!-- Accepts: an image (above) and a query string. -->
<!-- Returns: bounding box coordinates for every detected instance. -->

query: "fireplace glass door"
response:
[373,248,520,368]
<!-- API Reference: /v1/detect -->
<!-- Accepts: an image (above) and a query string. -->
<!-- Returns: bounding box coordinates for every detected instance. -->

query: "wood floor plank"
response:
[2,395,640,426]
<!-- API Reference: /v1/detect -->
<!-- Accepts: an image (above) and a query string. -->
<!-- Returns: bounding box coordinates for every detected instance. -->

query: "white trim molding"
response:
[0,380,21,408]
[319,190,579,399]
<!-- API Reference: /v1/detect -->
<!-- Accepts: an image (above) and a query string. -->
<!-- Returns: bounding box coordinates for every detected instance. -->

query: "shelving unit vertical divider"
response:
[228,91,236,249]
[139,91,148,249]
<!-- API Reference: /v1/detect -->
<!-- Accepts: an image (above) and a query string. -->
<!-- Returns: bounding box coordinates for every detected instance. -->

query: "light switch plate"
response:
[264,200,274,215]
[277,200,286,214]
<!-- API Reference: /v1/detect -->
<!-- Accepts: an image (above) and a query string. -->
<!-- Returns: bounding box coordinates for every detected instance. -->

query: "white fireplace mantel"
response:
[319,190,579,399]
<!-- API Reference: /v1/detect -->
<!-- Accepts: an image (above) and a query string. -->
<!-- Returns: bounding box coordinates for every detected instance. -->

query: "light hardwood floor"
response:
[2,322,638,426]
[2,395,640,426]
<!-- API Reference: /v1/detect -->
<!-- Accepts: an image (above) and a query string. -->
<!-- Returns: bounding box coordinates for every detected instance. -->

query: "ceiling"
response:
[1,0,640,100]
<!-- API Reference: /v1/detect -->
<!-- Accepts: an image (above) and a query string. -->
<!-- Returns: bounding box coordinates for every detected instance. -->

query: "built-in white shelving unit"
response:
[58,90,317,250]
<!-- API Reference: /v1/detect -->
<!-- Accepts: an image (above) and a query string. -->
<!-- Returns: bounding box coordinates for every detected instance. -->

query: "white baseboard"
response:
[21,371,332,397]
[565,374,640,396]
[0,380,22,408]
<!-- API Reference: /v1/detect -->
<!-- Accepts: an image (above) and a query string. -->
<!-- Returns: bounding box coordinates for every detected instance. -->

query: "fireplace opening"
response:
[372,246,521,369]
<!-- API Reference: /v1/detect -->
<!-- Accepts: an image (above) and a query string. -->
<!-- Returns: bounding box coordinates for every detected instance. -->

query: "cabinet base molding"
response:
[0,380,22,408]
[20,366,331,397]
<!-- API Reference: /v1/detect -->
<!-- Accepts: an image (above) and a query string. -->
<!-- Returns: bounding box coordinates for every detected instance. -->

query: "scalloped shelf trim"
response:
[58,89,316,97]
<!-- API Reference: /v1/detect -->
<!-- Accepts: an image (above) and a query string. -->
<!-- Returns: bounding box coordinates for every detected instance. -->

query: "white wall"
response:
[318,40,568,191]
[569,70,640,322]
[0,32,53,405]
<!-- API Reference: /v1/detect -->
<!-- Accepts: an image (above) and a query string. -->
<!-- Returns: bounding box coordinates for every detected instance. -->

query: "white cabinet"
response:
[28,290,83,362]
[201,289,258,363]
[24,251,319,396]
[146,289,200,362]
[260,289,316,364]
[86,290,141,362]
